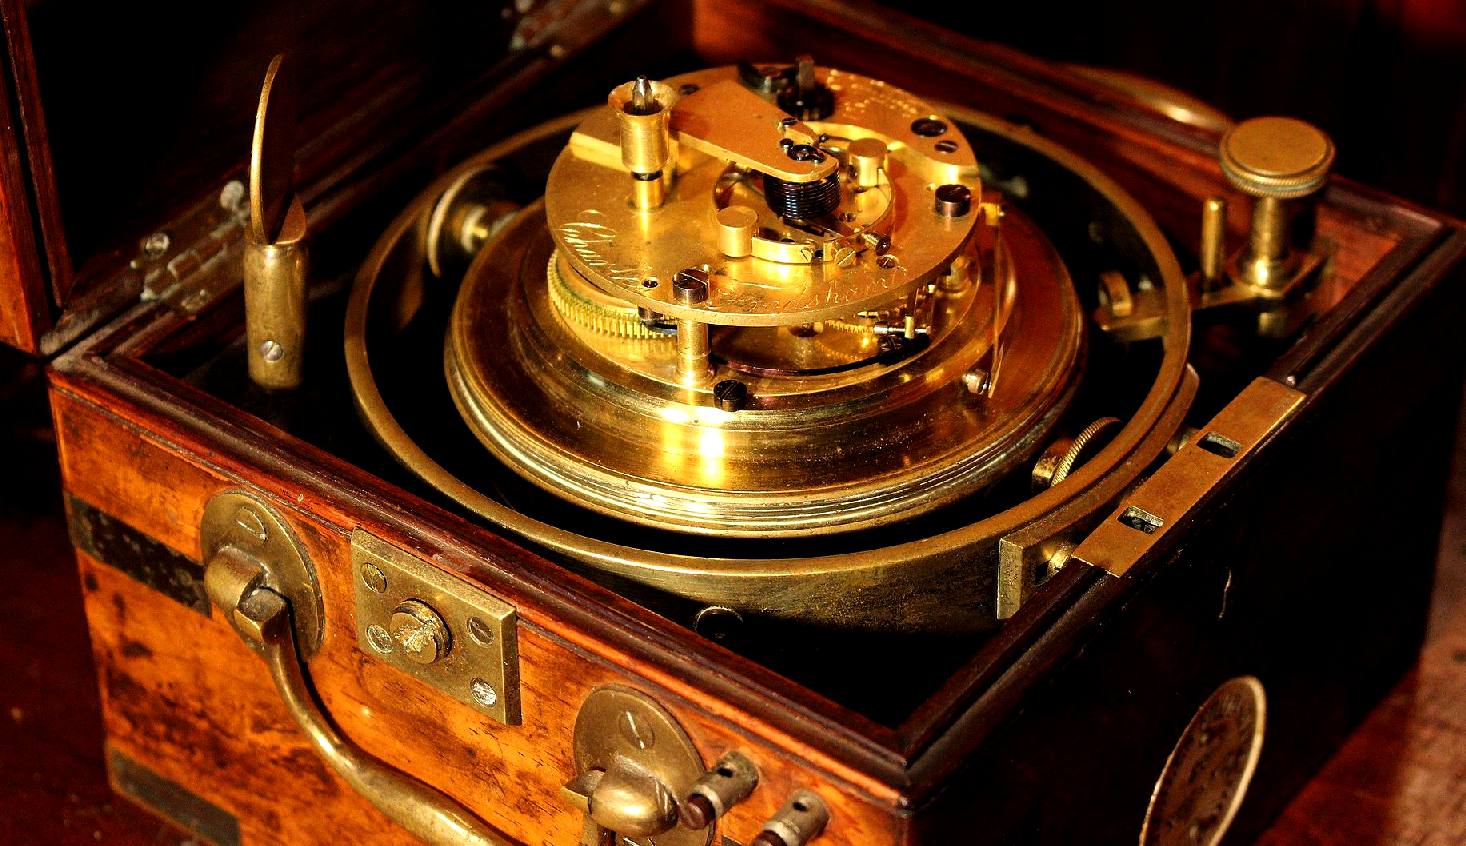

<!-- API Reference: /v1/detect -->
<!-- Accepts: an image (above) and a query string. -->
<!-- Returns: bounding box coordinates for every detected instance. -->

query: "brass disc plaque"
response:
[1140,676,1266,846]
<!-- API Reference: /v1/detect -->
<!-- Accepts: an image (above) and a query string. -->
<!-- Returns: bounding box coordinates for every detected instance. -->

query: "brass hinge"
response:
[136,180,250,315]
[1070,377,1305,577]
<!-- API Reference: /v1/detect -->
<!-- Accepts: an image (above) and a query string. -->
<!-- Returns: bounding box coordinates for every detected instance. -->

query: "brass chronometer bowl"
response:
[345,66,1192,633]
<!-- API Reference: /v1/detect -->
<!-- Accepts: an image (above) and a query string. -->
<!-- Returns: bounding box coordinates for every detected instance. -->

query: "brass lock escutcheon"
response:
[563,686,712,846]
[200,490,511,846]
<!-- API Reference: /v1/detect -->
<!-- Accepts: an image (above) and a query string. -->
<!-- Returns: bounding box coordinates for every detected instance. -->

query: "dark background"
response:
[892,0,1466,217]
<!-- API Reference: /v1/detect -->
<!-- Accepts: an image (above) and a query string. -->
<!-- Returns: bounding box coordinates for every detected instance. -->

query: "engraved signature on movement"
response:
[558,211,649,284]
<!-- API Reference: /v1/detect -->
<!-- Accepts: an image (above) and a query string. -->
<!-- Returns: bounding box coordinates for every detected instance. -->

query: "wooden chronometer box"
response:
[1,1,1461,844]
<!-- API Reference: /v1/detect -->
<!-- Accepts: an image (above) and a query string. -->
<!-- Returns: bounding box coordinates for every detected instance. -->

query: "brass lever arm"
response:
[206,550,509,846]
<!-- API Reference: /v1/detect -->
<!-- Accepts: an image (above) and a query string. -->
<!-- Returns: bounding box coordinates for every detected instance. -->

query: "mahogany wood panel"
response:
[3,389,1463,844]
[52,385,904,846]
[0,26,49,354]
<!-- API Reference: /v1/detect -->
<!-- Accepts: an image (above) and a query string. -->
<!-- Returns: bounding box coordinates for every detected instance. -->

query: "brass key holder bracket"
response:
[565,686,711,846]
[352,530,522,726]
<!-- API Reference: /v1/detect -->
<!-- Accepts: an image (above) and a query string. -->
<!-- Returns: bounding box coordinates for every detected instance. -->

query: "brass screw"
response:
[389,600,450,665]
[962,367,992,396]
[469,678,498,708]
[465,616,495,646]
[934,184,973,218]
[618,709,657,750]
[233,506,267,542]
[713,379,750,412]
[141,231,170,259]
[360,563,387,594]
[673,268,710,304]
[365,625,393,654]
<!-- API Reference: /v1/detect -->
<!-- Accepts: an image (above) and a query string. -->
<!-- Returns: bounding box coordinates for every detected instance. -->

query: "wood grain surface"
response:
[0,350,1461,845]
[44,384,904,846]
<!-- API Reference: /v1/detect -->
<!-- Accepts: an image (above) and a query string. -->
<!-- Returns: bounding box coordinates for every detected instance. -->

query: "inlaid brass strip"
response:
[67,494,209,615]
[1071,378,1306,577]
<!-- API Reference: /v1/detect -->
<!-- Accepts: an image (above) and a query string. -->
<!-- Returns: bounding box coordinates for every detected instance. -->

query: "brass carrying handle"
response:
[204,547,510,846]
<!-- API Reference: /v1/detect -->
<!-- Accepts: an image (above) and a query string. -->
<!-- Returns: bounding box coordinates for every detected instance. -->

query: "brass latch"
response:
[562,686,712,846]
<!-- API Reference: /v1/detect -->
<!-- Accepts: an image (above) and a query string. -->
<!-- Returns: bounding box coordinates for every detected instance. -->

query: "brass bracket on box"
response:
[201,491,511,846]
[1070,377,1304,577]
[1093,247,1327,343]
[562,685,712,846]
[997,366,1200,618]
[351,530,521,726]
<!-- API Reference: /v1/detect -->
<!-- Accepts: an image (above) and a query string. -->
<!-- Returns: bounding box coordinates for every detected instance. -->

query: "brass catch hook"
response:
[244,54,309,390]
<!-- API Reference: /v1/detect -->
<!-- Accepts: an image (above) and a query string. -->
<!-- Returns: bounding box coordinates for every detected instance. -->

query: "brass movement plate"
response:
[352,530,521,725]
[547,66,980,327]
[1141,676,1267,846]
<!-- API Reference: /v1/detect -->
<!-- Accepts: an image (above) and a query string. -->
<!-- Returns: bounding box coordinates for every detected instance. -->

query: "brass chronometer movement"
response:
[347,61,1203,634]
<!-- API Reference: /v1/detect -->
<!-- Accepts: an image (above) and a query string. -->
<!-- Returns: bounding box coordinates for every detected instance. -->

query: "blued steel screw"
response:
[713,380,749,412]
[910,117,947,137]
[934,184,973,218]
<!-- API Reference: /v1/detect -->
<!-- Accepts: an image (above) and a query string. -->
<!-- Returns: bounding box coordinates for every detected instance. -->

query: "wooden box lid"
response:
[0,0,634,354]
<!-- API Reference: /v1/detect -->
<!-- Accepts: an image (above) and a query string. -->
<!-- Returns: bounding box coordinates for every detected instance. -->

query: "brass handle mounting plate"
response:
[565,685,711,846]
[351,529,522,726]
[200,489,323,656]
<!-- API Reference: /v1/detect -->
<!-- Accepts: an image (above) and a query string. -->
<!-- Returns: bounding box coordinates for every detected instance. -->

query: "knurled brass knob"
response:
[390,599,450,665]
[1219,116,1335,200]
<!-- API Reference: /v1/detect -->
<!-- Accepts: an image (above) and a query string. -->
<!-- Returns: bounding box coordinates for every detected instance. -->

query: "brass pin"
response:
[1199,196,1227,289]
[611,76,674,210]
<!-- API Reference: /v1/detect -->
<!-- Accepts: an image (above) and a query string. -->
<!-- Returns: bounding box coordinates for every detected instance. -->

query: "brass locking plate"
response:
[352,530,521,725]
